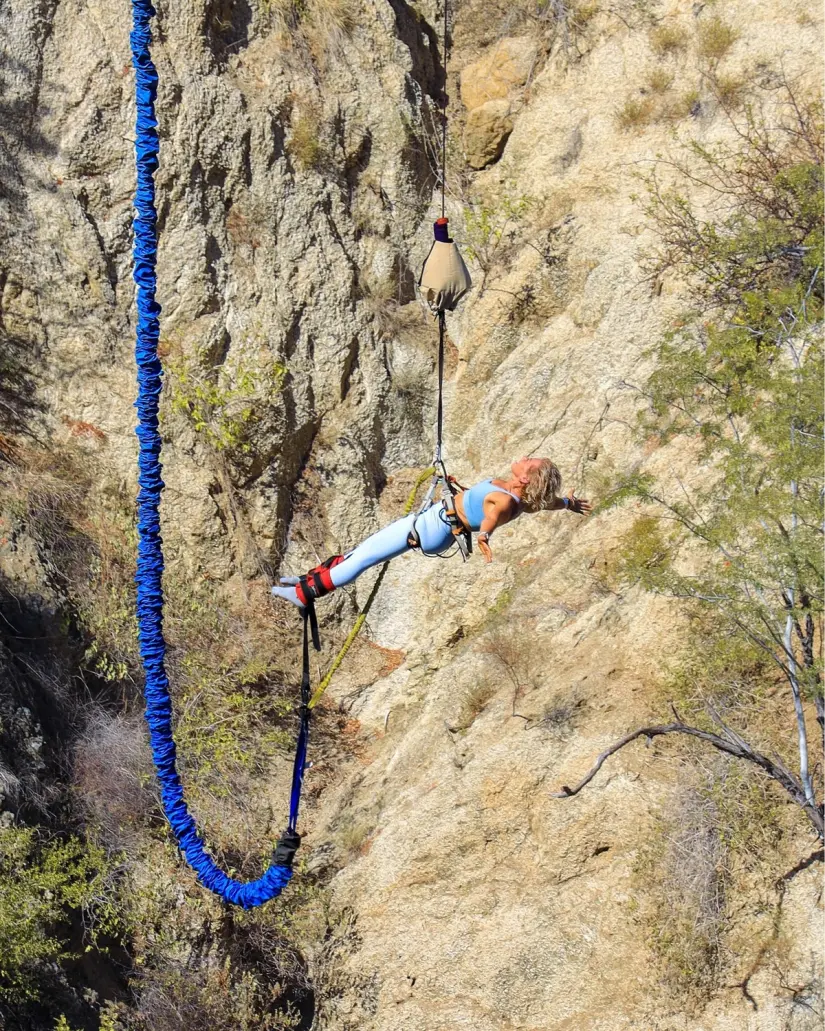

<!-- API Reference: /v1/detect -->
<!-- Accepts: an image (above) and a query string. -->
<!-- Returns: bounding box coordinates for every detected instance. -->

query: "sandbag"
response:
[418,218,472,313]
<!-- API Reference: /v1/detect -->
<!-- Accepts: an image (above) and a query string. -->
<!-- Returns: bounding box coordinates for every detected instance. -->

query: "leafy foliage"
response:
[461,189,532,293]
[0,827,121,1003]
[168,352,287,455]
[606,82,824,834]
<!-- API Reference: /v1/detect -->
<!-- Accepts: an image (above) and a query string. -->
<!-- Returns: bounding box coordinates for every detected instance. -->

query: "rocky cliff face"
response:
[1,0,822,1028]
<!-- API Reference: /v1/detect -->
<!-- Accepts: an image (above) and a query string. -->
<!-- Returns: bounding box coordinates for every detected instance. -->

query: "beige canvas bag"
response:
[418,218,472,313]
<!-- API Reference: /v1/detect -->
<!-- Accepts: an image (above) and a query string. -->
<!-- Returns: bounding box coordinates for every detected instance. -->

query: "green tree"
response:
[557,82,824,839]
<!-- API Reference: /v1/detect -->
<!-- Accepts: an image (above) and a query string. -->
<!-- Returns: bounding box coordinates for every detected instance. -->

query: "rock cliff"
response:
[0,0,821,1028]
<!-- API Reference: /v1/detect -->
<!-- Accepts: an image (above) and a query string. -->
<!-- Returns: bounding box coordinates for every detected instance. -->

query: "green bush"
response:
[168,352,287,455]
[461,190,532,294]
[0,827,120,1002]
[605,81,824,838]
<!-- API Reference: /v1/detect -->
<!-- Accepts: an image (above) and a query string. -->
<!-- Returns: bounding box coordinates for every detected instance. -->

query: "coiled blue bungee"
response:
[131,0,301,908]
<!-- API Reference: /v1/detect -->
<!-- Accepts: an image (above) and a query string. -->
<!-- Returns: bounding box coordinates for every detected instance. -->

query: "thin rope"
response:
[440,0,448,218]
[131,0,292,908]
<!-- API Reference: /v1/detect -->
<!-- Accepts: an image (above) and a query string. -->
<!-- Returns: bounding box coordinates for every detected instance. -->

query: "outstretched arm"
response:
[477,492,592,563]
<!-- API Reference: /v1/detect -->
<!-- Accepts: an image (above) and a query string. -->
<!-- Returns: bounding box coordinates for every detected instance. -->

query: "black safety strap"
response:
[286,601,320,837]
[436,310,446,479]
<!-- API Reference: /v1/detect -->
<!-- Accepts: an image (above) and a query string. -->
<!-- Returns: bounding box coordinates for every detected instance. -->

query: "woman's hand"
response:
[477,531,493,563]
[566,493,592,515]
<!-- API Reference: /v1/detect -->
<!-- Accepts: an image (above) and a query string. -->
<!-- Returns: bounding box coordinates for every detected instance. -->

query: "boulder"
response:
[459,36,538,111]
[463,99,514,169]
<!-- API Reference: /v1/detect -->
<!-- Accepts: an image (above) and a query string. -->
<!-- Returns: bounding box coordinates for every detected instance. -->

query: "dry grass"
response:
[358,271,403,340]
[288,110,325,171]
[659,88,701,123]
[265,0,354,66]
[454,683,498,731]
[616,96,655,131]
[335,814,374,858]
[696,16,739,62]
[645,67,674,95]
[711,73,746,109]
[649,22,688,56]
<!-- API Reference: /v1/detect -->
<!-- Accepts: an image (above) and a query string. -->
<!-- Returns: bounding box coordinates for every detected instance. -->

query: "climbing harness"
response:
[131,0,303,908]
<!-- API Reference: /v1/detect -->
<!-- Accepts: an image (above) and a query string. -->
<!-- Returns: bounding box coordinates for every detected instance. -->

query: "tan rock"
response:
[462,99,514,169]
[460,36,538,111]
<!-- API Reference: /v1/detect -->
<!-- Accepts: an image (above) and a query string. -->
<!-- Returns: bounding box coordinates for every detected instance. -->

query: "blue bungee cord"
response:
[130,0,305,908]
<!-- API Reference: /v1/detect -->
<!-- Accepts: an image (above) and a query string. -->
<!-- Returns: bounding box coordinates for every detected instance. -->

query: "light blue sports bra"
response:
[461,479,521,531]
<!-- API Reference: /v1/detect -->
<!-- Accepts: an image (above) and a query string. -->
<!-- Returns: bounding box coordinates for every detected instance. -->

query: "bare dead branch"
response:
[551,717,824,840]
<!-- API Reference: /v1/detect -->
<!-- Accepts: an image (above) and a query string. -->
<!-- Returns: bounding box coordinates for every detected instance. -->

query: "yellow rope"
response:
[307,467,435,710]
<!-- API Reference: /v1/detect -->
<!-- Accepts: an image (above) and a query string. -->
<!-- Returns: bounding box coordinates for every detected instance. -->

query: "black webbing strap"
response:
[436,310,446,479]
[286,601,320,836]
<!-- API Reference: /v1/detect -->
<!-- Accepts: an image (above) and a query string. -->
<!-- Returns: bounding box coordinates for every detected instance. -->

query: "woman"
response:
[271,458,591,610]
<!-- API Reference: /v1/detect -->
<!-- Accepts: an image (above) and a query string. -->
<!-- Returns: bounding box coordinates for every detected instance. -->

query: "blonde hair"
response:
[520,459,561,513]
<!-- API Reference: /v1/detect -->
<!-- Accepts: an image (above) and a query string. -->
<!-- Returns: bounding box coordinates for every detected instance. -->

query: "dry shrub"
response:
[358,271,401,340]
[389,361,431,418]
[454,682,497,731]
[73,712,158,851]
[117,902,317,1031]
[124,961,306,1031]
[1,445,140,685]
[637,763,786,1006]
[643,785,728,999]
[539,692,582,736]
[478,624,539,718]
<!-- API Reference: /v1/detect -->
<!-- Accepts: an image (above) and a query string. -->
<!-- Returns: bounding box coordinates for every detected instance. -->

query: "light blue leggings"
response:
[331,501,455,587]
[273,502,456,608]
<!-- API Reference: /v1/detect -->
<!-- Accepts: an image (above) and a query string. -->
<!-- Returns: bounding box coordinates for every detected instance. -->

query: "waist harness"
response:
[406,483,473,561]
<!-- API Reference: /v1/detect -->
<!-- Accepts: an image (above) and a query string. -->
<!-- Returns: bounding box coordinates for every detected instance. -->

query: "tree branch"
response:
[552,718,824,840]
